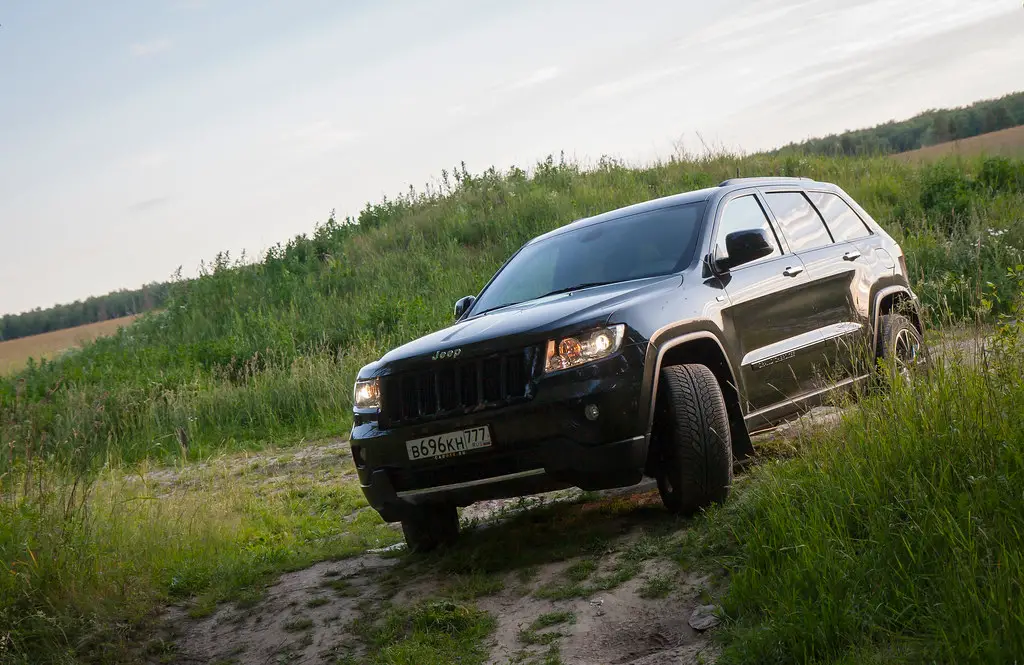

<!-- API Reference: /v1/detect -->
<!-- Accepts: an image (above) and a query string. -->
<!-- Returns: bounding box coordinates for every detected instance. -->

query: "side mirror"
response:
[454,295,476,321]
[716,229,775,272]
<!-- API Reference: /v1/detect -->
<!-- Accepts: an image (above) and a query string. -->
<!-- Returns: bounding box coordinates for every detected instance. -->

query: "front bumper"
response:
[358,435,647,522]
[350,352,648,523]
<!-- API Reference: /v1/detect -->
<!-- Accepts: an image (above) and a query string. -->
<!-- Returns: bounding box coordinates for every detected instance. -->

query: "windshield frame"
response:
[466,200,709,318]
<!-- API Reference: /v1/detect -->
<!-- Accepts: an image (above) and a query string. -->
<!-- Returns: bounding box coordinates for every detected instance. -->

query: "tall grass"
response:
[0,451,399,664]
[2,153,1023,471]
[689,297,1024,663]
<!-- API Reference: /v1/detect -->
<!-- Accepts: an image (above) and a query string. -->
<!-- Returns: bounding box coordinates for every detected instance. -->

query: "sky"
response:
[1,0,1022,316]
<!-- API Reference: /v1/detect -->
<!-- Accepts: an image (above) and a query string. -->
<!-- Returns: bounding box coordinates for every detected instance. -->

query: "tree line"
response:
[0,282,171,341]
[777,91,1024,156]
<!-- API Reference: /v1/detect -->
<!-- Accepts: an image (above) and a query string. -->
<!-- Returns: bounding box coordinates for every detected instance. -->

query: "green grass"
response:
[515,612,575,662]
[530,611,576,631]
[0,451,400,664]
[682,320,1024,663]
[354,600,496,665]
[564,559,597,583]
[445,571,506,600]
[637,572,674,599]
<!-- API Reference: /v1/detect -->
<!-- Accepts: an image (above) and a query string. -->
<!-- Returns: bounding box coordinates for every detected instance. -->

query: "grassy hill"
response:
[7,91,1020,342]
[2,153,1024,471]
[2,150,1024,664]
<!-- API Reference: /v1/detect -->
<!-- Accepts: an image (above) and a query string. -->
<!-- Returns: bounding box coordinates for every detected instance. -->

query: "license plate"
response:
[406,426,492,461]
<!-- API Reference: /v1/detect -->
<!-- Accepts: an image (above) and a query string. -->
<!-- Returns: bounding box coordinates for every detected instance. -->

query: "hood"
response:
[363,275,682,375]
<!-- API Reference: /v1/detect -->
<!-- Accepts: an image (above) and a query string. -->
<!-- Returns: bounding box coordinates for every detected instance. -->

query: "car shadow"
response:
[423,480,693,576]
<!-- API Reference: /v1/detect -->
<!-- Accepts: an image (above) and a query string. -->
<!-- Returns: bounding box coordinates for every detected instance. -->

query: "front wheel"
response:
[651,364,733,516]
[401,503,459,553]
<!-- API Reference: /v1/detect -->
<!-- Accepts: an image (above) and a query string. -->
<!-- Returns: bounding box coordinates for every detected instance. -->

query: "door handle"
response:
[782,266,804,277]
[842,250,861,261]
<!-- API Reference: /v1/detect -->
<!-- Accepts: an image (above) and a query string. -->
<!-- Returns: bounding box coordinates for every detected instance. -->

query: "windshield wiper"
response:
[475,282,616,316]
[534,281,616,299]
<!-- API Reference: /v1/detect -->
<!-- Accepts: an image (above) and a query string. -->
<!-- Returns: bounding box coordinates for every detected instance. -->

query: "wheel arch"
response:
[872,286,923,352]
[644,332,753,464]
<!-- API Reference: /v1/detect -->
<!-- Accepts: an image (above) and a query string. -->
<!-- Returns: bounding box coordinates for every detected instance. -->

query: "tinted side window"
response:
[764,192,833,252]
[714,195,781,265]
[808,192,871,241]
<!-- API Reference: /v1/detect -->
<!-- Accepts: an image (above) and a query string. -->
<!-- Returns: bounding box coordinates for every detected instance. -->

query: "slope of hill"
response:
[9,92,1021,342]
[2,153,1023,471]
[892,124,1024,161]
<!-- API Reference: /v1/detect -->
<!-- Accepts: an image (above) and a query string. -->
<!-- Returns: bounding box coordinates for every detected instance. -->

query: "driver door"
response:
[713,192,823,420]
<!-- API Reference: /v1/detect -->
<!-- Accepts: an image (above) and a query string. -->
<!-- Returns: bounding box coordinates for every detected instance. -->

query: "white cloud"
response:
[507,67,561,91]
[283,121,361,151]
[130,38,173,57]
[584,65,693,100]
[133,151,169,169]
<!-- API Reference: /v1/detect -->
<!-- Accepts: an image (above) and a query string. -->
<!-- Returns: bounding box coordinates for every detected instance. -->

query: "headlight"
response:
[544,324,625,373]
[353,378,381,410]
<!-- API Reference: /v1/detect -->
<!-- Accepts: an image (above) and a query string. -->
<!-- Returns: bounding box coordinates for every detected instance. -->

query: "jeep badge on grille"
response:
[432,348,462,360]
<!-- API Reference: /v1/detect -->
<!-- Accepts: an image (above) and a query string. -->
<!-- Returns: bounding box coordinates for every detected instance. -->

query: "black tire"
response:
[651,364,733,515]
[876,313,925,382]
[401,504,459,553]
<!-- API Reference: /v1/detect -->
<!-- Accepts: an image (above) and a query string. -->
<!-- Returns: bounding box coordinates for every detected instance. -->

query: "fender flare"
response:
[871,286,920,352]
[642,330,740,435]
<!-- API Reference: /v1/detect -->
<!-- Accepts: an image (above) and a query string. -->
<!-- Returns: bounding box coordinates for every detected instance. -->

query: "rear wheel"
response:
[401,503,459,553]
[876,313,924,383]
[651,364,733,515]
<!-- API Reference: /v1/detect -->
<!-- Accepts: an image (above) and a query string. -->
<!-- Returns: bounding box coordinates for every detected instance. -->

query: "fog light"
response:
[584,404,600,421]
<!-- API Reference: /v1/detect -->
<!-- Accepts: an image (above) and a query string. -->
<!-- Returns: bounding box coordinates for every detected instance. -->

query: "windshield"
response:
[471,201,707,315]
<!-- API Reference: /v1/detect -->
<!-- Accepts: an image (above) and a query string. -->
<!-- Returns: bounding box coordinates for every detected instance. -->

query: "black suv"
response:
[350,177,923,551]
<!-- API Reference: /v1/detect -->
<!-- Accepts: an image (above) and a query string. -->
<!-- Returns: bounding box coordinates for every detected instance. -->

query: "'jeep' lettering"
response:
[432,348,462,360]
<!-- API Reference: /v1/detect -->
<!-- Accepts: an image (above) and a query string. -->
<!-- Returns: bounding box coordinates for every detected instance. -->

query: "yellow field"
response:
[893,125,1024,162]
[0,315,139,375]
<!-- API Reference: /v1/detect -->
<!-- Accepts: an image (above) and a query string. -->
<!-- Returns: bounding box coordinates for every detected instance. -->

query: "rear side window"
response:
[764,192,833,252]
[714,195,781,264]
[808,192,872,241]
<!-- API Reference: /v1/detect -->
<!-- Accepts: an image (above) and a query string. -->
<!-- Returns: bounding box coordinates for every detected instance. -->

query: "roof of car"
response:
[528,176,834,245]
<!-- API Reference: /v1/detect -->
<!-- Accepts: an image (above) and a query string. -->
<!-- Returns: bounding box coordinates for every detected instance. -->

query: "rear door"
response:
[713,191,820,417]
[761,189,868,387]
[807,188,891,319]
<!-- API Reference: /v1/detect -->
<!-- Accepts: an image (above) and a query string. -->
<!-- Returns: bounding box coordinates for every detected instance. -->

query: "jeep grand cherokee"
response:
[350,176,923,551]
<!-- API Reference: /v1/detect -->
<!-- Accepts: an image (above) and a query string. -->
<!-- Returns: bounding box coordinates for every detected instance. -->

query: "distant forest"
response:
[777,91,1024,156]
[0,282,170,342]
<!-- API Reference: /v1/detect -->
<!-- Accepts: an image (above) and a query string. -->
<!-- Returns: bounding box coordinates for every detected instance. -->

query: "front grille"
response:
[381,350,532,426]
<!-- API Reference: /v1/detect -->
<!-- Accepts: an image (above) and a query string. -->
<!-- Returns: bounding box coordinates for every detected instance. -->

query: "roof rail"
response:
[717,176,814,187]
